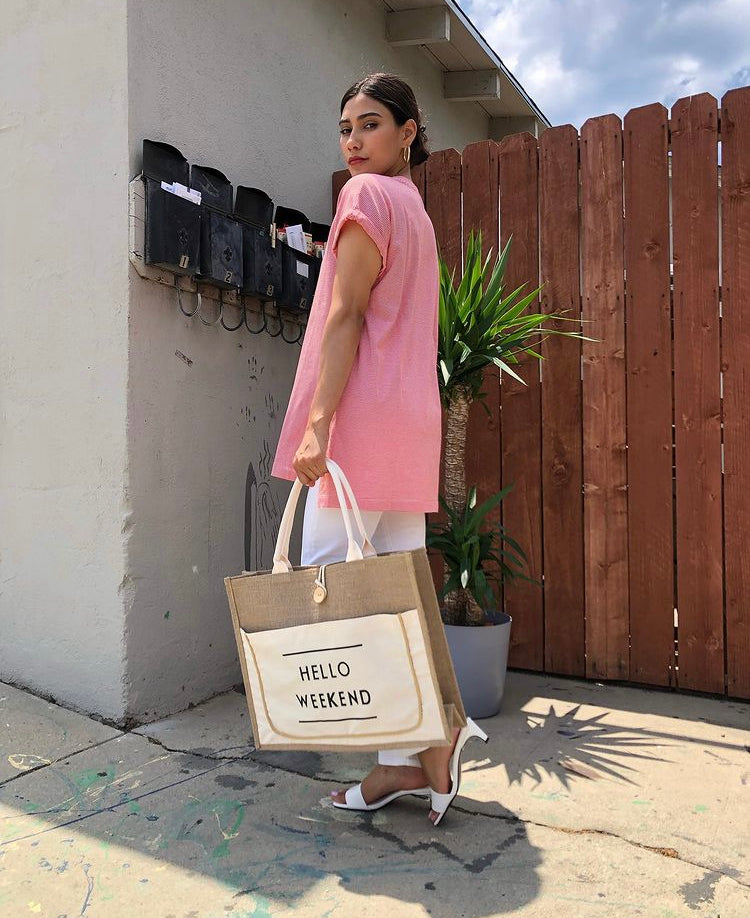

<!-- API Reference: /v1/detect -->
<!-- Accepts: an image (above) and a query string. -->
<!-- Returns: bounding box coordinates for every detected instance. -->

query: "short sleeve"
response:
[330,174,391,275]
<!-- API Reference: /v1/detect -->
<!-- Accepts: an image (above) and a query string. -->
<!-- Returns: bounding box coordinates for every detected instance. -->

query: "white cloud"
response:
[463,0,750,127]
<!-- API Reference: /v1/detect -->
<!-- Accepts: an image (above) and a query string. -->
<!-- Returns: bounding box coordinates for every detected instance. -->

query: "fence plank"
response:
[462,141,503,612]
[580,114,629,680]
[424,150,463,597]
[671,93,724,694]
[720,87,750,699]
[499,133,544,670]
[539,125,585,677]
[425,148,462,277]
[623,103,675,687]
[329,84,749,699]
[411,160,426,200]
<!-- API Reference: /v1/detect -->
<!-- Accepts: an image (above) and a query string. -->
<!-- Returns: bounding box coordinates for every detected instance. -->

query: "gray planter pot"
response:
[444,614,512,718]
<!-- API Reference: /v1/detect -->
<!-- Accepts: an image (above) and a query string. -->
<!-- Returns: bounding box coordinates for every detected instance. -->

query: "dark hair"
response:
[340,72,431,167]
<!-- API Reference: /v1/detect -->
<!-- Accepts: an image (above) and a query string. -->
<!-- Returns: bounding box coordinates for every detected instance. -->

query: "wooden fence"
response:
[333,86,750,699]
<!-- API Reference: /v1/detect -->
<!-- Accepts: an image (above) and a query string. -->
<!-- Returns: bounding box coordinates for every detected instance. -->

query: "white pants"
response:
[300,477,428,768]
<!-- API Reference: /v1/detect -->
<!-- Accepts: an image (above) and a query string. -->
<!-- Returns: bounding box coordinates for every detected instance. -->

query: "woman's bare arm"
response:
[292,220,382,486]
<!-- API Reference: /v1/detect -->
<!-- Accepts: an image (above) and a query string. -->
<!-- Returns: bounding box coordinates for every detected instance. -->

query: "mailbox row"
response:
[141,139,329,313]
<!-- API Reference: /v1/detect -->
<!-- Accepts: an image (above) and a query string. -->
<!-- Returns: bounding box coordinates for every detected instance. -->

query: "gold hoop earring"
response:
[402,145,411,164]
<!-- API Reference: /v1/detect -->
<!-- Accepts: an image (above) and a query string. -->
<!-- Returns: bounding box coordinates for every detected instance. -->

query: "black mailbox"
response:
[275,206,320,312]
[278,241,320,312]
[191,165,243,289]
[142,140,200,275]
[234,186,283,302]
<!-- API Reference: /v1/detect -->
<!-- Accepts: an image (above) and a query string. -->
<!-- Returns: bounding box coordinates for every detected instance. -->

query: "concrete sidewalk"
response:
[1,671,748,918]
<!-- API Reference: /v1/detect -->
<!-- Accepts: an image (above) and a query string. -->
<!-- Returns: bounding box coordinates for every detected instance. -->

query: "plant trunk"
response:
[441,384,481,626]
[443,384,471,515]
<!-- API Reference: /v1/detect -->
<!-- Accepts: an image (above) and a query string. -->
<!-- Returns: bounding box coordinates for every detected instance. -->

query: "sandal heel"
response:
[429,718,489,826]
[468,718,489,743]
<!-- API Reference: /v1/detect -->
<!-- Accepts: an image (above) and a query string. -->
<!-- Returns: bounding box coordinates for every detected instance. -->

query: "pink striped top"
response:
[271,172,441,512]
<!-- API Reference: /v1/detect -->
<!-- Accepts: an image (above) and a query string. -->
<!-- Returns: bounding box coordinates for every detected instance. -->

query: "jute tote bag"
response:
[224,459,466,752]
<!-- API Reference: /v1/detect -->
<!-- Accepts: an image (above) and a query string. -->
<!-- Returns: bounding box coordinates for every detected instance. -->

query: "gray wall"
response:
[126,0,489,224]
[123,0,490,725]
[2,0,491,725]
[0,0,131,720]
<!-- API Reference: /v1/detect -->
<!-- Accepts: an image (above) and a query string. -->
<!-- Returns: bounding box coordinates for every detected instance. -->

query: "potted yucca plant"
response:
[427,228,586,715]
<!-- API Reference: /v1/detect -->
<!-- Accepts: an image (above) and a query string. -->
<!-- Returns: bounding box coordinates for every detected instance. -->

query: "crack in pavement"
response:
[444,804,750,891]
[132,733,750,886]
[136,733,256,759]
[6,728,747,893]
[139,734,750,890]
[0,735,124,789]
[0,753,241,846]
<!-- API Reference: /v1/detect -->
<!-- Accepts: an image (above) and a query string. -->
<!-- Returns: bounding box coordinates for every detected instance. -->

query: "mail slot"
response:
[234,185,283,301]
[274,205,320,312]
[142,139,200,275]
[191,165,243,289]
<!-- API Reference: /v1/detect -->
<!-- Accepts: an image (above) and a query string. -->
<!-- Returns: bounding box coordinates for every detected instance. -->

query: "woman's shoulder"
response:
[345,171,392,188]
[338,174,424,225]
[335,173,397,223]
[340,171,414,200]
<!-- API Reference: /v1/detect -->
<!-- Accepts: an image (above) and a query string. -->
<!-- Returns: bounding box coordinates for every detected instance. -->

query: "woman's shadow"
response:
[248,753,542,918]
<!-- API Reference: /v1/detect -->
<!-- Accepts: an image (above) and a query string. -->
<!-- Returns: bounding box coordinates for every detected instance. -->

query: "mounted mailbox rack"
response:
[131,138,330,344]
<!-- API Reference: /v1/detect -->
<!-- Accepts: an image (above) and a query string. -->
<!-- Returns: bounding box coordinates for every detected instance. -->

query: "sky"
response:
[462,0,750,129]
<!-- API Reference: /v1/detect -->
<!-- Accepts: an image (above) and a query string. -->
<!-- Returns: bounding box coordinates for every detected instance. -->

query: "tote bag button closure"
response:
[313,564,328,604]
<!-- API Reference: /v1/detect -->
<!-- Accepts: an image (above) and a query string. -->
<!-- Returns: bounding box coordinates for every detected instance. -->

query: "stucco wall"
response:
[0,1,131,719]
[126,0,489,223]
[1,0,493,726]
[123,0,491,724]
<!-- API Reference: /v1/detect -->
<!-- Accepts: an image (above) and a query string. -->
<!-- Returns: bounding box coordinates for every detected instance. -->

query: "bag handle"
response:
[323,459,379,560]
[272,458,377,574]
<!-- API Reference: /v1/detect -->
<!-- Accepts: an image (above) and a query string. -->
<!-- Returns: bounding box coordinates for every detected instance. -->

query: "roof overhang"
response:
[383,0,550,135]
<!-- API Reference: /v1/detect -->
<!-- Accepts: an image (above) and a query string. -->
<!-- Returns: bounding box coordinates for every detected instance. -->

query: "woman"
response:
[271,72,486,825]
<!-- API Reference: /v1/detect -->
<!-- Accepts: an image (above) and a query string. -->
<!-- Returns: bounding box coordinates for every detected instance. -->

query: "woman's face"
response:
[339,92,416,177]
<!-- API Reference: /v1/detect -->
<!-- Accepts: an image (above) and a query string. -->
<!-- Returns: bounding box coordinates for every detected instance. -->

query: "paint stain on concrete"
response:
[7,754,52,772]
[531,791,566,801]
[678,870,723,909]
[214,775,257,791]
[75,765,115,794]
[80,862,95,915]
[212,800,245,858]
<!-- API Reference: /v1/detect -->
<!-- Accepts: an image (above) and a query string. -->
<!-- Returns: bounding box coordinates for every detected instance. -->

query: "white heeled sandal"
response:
[331,783,431,812]
[429,718,489,826]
